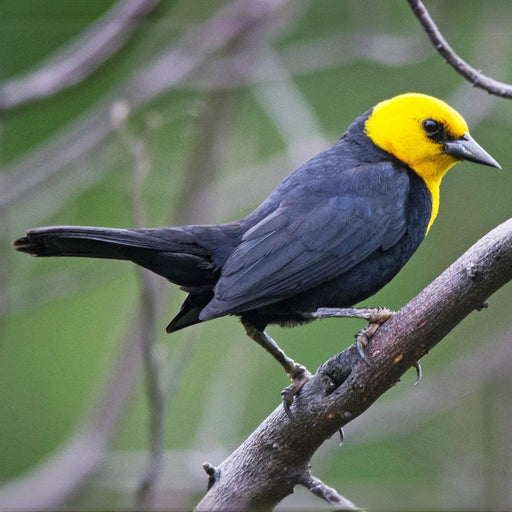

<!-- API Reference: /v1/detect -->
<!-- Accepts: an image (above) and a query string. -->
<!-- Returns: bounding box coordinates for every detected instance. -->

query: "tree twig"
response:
[196,218,512,510]
[298,474,357,509]
[406,0,512,98]
[0,0,160,110]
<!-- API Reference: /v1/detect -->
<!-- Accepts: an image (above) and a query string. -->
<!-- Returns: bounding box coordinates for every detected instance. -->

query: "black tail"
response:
[13,224,230,286]
[14,224,242,331]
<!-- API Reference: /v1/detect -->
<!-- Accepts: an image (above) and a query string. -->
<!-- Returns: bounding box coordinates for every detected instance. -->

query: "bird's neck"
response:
[412,159,456,234]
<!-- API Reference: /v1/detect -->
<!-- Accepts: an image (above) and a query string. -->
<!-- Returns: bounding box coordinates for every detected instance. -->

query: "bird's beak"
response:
[444,132,501,169]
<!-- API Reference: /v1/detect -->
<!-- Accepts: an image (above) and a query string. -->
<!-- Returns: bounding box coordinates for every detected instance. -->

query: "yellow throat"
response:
[364,93,470,233]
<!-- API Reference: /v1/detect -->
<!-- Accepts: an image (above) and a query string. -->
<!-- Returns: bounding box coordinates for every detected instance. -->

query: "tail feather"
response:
[166,293,213,332]
[14,226,136,258]
[13,225,217,286]
[14,223,244,330]
[13,225,212,256]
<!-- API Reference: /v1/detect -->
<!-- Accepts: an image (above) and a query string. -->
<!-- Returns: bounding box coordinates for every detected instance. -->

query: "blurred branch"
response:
[1,30,426,212]
[251,48,328,166]
[0,88,238,511]
[110,83,241,506]
[173,89,240,225]
[112,103,164,508]
[187,32,428,92]
[0,107,114,209]
[0,0,289,210]
[135,275,163,510]
[0,0,159,111]
[407,0,512,99]
[196,218,512,510]
[124,0,289,105]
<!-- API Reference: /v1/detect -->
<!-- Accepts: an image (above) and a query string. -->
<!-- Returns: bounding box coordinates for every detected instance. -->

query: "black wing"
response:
[200,161,412,319]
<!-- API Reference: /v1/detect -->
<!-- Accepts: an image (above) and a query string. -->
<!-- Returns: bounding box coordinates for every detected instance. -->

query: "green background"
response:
[1,0,511,509]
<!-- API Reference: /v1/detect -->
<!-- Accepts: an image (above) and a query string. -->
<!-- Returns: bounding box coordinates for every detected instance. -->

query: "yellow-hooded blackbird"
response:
[14,93,500,401]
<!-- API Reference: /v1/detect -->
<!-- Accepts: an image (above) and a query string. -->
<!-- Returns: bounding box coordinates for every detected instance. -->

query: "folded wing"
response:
[201,162,411,319]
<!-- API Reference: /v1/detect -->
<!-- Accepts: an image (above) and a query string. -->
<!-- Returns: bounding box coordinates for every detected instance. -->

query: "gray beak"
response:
[444,132,501,169]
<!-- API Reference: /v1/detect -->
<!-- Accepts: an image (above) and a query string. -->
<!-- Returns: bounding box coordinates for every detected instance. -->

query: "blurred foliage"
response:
[1,0,511,510]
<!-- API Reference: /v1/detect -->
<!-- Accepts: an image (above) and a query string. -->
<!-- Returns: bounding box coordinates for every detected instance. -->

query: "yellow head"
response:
[365,93,499,231]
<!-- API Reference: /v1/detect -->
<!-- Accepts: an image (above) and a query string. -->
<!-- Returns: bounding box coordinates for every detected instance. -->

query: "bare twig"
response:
[299,474,357,509]
[446,10,512,125]
[196,218,512,510]
[406,0,512,98]
[0,0,160,110]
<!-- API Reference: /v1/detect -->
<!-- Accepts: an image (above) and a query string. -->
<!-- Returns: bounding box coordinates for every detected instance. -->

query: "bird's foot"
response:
[281,363,312,420]
[354,308,395,366]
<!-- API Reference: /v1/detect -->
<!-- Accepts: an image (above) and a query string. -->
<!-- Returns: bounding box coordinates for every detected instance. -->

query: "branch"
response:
[406,0,512,98]
[196,218,512,511]
[298,474,357,509]
[0,0,159,110]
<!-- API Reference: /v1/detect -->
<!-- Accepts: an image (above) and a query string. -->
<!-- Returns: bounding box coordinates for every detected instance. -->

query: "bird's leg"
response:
[301,307,395,366]
[242,321,311,417]
[304,306,395,323]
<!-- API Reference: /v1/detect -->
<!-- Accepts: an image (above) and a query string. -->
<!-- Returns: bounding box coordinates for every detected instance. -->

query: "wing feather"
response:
[201,162,411,318]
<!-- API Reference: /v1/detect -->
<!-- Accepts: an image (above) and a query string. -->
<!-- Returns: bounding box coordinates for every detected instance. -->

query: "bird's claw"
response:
[355,308,395,366]
[355,328,374,367]
[413,361,422,385]
[355,323,380,366]
[366,306,394,324]
[338,427,345,446]
[281,364,312,420]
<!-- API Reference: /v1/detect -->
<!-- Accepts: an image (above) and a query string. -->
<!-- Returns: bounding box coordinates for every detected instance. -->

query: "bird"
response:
[14,93,500,410]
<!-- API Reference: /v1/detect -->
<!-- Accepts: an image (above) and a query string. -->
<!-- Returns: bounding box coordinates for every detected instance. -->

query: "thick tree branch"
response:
[407,0,512,98]
[196,218,512,511]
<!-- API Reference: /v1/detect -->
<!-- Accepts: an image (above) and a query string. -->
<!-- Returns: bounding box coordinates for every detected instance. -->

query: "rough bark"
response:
[196,218,512,511]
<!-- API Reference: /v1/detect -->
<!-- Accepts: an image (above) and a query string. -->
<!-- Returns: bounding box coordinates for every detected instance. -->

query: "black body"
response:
[14,110,432,333]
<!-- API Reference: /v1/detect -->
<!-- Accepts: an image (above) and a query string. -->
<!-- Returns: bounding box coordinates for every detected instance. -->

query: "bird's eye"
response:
[422,118,441,136]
